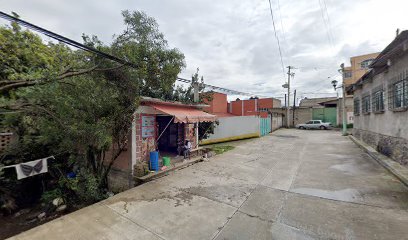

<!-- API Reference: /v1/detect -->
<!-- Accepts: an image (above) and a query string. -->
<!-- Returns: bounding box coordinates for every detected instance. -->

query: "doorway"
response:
[156,116,184,156]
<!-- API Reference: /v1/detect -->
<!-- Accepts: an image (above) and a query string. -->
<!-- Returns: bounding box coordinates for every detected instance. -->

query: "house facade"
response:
[343,52,380,89]
[108,97,217,191]
[200,92,283,144]
[228,97,280,116]
[348,31,408,166]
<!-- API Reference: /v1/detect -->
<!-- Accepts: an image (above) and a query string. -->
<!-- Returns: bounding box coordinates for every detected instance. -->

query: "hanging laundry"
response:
[15,157,51,180]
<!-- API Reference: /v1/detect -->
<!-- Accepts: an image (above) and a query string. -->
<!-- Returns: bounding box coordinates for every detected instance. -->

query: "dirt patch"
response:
[0,207,74,239]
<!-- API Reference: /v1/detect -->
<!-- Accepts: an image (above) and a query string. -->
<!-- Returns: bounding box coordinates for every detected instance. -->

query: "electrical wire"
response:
[276,0,290,65]
[322,0,335,42]
[318,0,335,49]
[0,11,274,99]
[267,0,286,78]
[0,11,140,69]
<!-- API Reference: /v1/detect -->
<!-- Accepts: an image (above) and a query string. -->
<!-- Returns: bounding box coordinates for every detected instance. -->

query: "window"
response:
[372,86,384,112]
[344,71,352,78]
[354,98,360,115]
[306,121,313,124]
[394,81,405,108]
[362,94,371,114]
[360,59,374,69]
[388,71,408,110]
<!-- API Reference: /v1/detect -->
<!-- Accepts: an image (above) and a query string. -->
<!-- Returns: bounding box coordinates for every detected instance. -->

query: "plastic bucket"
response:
[162,157,171,166]
[149,151,159,171]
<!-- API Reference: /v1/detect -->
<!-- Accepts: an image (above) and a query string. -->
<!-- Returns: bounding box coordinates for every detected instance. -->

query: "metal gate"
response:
[260,117,271,136]
[312,107,337,126]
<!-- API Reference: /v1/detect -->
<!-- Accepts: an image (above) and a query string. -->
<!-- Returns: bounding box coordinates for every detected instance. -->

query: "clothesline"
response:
[0,156,55,170]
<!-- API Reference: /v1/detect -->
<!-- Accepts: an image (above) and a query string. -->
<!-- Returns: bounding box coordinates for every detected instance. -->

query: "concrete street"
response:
[9,129,408,240]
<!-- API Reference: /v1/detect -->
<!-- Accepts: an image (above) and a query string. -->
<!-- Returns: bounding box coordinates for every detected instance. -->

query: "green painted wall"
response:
[312,108,337,126]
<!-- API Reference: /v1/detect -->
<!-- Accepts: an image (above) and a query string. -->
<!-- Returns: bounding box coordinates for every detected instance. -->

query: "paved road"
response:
[10,129,408,240]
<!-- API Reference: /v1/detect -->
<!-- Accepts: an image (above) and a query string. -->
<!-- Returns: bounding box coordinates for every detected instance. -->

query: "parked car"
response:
[296,120,332,130]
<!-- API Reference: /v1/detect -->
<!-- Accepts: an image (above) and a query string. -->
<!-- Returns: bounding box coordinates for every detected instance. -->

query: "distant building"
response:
[299,97,338,107]
[228,97,281,116]
[201,92,283,144]
[202,92,235,117]
[343,52,380,89]
[294,97,338,126]
[347,31,408,166]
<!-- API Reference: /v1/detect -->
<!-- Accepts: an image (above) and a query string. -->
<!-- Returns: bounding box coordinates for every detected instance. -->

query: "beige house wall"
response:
[343,52,380,88]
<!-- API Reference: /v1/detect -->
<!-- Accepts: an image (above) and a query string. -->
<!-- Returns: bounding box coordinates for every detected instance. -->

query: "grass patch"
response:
[211,145,235,155]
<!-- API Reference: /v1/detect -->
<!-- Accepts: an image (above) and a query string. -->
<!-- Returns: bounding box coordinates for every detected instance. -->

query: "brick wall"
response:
[184,123,197,148]
[203,92,228,114]
[135,113,157,163]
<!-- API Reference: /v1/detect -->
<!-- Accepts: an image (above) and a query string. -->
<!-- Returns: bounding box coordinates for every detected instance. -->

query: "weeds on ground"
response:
[211,145,235,155]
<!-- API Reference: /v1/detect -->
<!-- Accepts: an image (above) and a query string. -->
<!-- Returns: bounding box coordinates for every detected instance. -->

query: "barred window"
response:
[354,98,360,115]
[372,86,384,112]
[362,94,371,114]
[388,70,408,110]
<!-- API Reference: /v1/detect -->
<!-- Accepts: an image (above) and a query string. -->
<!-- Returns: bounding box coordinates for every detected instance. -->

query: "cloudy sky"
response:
[1,0,406,101]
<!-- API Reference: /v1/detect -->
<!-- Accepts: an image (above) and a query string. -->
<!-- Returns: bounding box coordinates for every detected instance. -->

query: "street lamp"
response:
[331,64,347,136]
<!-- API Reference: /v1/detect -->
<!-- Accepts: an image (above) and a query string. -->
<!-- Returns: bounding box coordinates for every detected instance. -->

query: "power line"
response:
[322,0,335,42]
[0,11,139,69]
[267,0,285,78]
[318,0,335,49]
[176,77,271,98]
[0,11,270,99]
[276,0,289,65]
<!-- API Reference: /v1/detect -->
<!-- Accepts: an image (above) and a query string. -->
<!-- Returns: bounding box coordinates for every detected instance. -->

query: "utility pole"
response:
[193,80,200,148]
[292,89,296,127]
[340,64,347,136]
[286,66,295,128]
[331,64,347,136]
[193,81,199,103]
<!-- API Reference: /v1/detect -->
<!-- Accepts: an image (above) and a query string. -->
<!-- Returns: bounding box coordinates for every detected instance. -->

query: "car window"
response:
[313,121,320,124]
[306,121,313,124]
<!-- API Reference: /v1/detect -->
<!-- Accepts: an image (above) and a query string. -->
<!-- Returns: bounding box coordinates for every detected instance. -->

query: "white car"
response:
[296,120,332,130]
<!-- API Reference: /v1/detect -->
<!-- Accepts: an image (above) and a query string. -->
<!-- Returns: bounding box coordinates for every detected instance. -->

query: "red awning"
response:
[148,103,217,123]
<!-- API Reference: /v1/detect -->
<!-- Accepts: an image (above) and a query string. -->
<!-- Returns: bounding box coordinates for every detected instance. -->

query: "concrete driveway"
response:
[9,129,408,240]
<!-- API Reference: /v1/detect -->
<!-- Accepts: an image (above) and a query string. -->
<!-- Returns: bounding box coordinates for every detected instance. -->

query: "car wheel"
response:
[299,126,305,129]
[319,126,326,130]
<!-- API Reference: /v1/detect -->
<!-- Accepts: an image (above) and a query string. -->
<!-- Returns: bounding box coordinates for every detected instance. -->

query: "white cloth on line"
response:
[15,157,49,180]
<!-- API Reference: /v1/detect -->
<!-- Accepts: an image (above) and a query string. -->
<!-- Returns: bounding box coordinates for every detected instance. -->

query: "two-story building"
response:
[347,31,408,166]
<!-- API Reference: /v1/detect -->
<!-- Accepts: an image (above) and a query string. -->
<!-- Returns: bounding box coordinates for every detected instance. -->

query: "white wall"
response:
[202,116,260,144]
[272,113,283,131]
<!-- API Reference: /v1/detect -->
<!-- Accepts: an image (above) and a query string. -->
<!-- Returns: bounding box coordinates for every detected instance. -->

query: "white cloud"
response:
[1,0,407,100]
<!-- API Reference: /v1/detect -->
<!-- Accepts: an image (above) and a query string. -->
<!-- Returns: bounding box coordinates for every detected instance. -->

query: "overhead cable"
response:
[0,11,271,98]
[267,0,286,78]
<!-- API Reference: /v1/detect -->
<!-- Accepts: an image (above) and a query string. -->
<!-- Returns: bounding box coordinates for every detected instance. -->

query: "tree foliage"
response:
[0,10,185,208]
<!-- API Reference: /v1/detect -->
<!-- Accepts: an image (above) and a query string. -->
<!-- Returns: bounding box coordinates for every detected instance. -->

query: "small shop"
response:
[132,97,216,171]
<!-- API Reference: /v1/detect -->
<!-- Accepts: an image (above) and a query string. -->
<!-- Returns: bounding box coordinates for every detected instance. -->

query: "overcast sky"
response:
[1,0,406,101]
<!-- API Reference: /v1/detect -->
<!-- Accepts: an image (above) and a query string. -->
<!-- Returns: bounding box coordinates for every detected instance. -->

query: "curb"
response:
[349,135,408,187]
[135,157,203,183]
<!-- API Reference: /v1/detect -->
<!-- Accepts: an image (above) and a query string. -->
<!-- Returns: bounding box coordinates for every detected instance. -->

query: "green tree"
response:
[112,10,185,100]
[0,10,186,207]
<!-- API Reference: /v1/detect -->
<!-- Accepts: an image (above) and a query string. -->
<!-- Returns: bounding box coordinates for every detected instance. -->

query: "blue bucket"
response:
[149,151,159,171]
